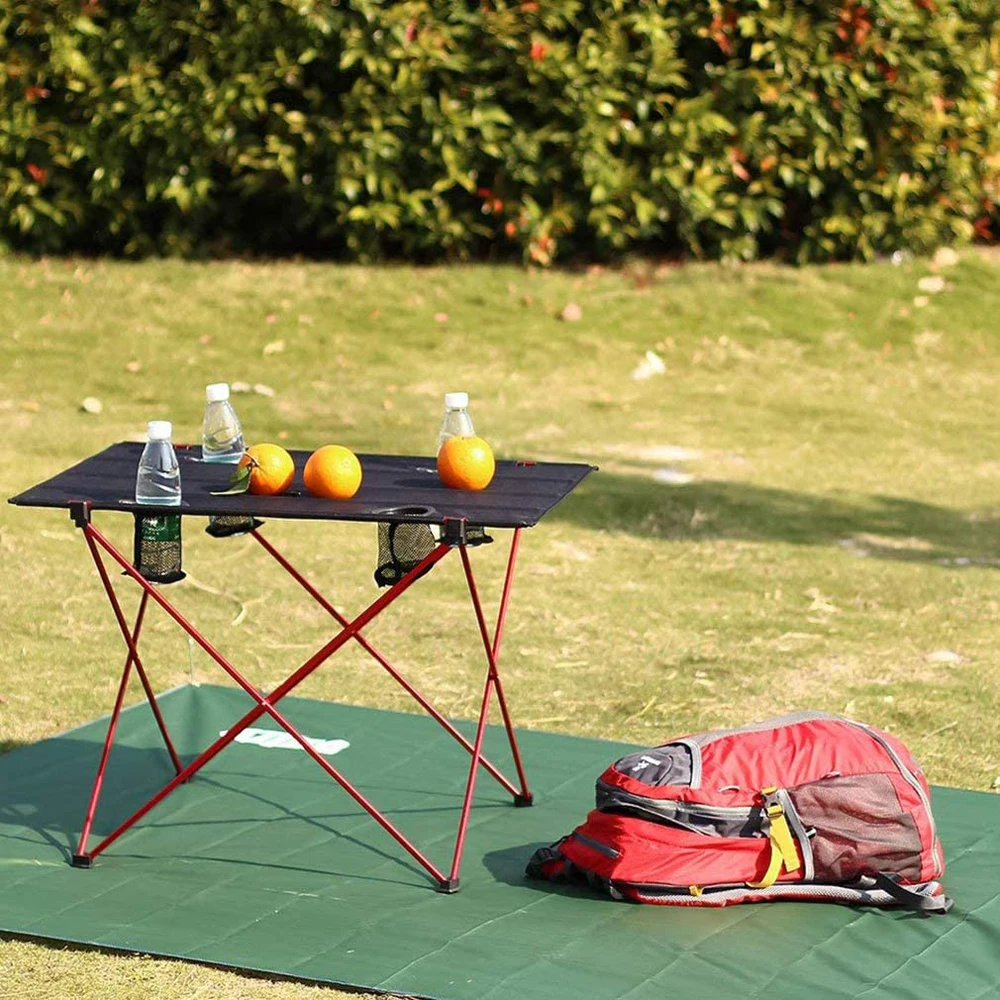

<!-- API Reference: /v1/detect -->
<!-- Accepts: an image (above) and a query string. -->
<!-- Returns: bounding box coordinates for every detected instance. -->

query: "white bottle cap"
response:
[147,420,172,441]
[444,392,469,409]
[206,382,230,403]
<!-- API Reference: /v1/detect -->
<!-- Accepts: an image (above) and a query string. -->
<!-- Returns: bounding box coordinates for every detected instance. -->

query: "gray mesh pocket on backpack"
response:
[789,773,924,881]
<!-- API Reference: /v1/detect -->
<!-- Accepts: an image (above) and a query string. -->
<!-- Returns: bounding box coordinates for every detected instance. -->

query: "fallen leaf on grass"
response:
[652,467,694,485]
[913,295,930,308]
[264,313,277,324]
[20,400,40,412]
[560,302,583,322]
[433,311,449,323]
[253,383,276,397]
[918,275,947,294]
[631,350,666,381]
[932,247,960,269]
[125,360,142,373]
[263,339,285,356]
[805,587,840,614]
[80,396,103,414]
[926,649,962,665]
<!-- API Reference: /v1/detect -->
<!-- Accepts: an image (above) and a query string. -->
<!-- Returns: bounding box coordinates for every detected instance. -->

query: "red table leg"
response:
[249,527,526,802]
[71,514,533,893]
[75,520,453,885]
[442,529,531,890]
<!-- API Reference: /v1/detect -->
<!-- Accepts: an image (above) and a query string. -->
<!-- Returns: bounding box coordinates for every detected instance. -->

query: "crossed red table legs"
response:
[70,509,532,893]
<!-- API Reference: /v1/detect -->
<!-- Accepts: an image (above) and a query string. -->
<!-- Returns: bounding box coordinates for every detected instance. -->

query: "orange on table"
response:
[239,443,295,496]
[304,445,363,500]
[437,435,495,491]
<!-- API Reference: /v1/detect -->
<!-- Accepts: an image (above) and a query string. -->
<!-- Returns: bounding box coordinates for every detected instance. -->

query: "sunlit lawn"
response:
[2,250,1000,997]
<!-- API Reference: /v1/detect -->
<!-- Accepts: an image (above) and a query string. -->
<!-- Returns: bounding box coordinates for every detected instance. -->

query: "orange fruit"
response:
[238,443,295,496]
[304,445,363,500]
[437,436,495,491]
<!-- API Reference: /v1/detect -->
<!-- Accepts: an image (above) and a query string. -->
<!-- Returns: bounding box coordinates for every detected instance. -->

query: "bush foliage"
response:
[2,1,999,263]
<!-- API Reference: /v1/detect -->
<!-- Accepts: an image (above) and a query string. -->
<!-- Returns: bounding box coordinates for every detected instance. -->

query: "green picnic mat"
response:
[1,684,998,999]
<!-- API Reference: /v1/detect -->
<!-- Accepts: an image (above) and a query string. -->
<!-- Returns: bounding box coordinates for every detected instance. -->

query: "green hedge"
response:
[2,1,999,262]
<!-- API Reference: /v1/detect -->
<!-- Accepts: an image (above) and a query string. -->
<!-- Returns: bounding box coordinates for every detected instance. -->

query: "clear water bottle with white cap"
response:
[436,391,475,452]
[433,391,490,547]
[135,421,182,505]
[201,382,245,463]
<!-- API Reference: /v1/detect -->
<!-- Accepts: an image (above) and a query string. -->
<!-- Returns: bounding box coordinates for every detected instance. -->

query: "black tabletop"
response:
[8,443,595,529]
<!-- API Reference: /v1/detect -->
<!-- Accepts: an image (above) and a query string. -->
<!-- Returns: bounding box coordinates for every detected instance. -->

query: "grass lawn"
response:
[2,250,1000,998]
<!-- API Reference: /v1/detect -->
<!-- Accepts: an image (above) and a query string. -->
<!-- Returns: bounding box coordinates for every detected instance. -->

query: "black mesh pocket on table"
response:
[375,522,437,587]
[374,516,493,587]
[205,514,261,538]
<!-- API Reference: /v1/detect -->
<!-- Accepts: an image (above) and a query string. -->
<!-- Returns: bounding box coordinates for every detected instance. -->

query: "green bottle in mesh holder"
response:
[134,513,185,584]
[133,419,185,583]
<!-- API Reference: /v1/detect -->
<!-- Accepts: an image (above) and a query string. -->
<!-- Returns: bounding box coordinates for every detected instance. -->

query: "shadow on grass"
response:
[552,474,1000,567]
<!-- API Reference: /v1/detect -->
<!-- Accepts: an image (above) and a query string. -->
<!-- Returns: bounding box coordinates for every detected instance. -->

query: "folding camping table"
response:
[9,442,594,892]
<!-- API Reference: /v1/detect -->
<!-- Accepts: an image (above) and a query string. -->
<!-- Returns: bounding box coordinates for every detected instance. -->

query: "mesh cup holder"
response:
[205,514,262,538]
[133,513,186,584]
[374,507,492,587]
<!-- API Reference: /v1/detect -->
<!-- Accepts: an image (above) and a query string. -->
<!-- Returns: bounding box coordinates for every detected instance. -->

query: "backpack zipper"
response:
[597,781,757,832]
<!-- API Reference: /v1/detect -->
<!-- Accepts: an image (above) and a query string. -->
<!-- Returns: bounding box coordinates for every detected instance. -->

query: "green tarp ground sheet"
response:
[1,684,999,1000]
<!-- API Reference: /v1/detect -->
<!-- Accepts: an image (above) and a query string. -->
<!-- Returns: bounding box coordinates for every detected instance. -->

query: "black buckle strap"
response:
[869,872,954,914]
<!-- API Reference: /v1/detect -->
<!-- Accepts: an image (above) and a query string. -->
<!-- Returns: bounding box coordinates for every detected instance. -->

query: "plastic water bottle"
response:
[436,391,475,452]
[201,382,245,462]
[135,421,181,505]
[434,392,489,546]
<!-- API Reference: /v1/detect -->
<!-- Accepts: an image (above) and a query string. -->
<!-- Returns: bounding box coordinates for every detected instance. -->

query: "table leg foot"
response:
[71,854,94,869]
[436,878,460,894]
[513,792,534,808]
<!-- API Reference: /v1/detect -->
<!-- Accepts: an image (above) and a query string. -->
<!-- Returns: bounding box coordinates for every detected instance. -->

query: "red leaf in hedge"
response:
[837,3,872,48]
[405,20,418,43]
[520,1,539,10]
[710,9,738,56]
[26,163,48,184]
[477,187,492,199]
[25,86,50,103]
[530,41,549,61]
[973,216,993,242]
[504,221,517,238]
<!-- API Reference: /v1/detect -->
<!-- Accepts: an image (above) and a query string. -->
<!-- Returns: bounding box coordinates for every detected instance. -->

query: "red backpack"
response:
[527,711,952,913]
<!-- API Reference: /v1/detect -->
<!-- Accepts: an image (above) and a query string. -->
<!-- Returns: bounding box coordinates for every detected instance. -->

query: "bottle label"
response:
[141,515,181,543]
